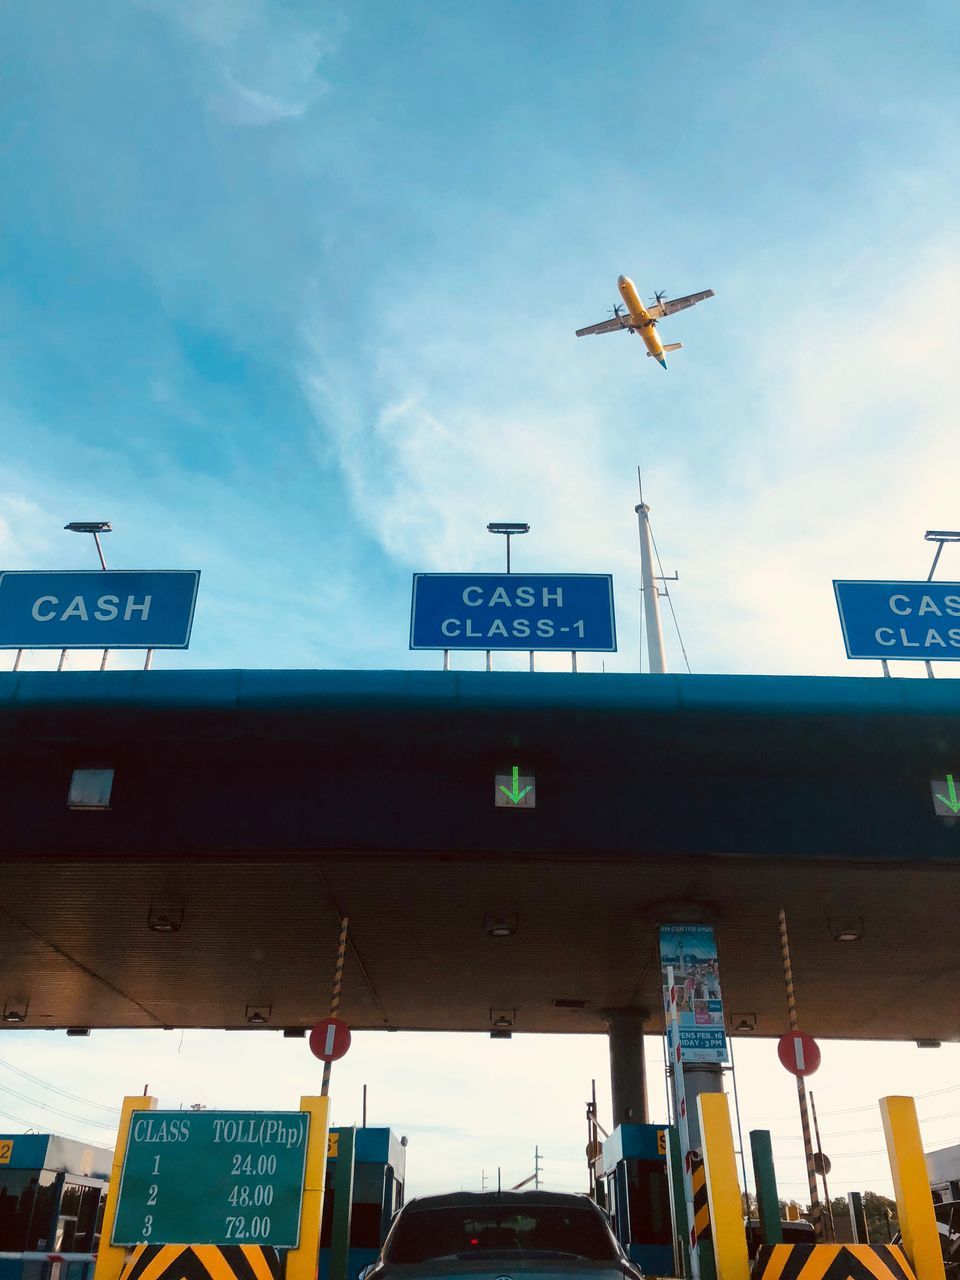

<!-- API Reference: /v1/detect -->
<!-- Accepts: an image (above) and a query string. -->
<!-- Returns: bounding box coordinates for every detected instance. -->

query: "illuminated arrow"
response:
[935,773,960,814]
[498,766,532,805]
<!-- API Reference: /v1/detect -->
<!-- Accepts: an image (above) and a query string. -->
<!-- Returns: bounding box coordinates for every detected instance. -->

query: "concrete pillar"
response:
[604,1007,648,1126]
[683,1064,724,1152]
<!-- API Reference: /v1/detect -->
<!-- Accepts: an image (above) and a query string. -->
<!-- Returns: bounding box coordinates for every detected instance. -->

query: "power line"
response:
[0,1105,100,1146]
[649,519,692,673]
[0,1057,119,1114]
[0,1081,115,1129]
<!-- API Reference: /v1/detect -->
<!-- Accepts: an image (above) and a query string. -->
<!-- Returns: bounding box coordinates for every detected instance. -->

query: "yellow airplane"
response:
[576,274,714,368]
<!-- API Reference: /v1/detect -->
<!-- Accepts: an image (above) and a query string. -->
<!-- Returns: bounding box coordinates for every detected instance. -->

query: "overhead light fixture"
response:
[68,768,114,810]
[924,531,960,542]
[917,1038,942,1049]
[829,917,865,942]
[2,1001,28,1024]
[484,911,519,938]
[731,1013,757,1033]
[245,1005,271,1026]
[486,523,530,573]
[553,998,587,1010]
[147,906,184,933]
[490,1029,512,1040]
[283,1027,306,1038]
[66,1028,90,1037]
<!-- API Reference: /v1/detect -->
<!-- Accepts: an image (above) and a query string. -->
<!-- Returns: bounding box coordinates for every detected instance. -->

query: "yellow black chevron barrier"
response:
[692,1156,712,1244]
[119,1243,282,1280]
[752,1244,917,1280]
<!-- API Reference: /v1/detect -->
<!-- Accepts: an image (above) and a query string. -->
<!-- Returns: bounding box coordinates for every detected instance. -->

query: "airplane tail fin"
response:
[647,343,683,357]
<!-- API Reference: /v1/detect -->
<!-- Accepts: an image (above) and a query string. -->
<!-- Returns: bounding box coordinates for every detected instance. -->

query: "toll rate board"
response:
[113,1111,309,1247]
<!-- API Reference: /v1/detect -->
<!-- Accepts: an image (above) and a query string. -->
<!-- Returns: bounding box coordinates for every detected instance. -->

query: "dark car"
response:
[745,1219,816,1259]
[361,1190,642,1280]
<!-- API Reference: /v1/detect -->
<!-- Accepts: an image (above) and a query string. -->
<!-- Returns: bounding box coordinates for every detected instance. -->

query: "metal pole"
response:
[321,916,349,1097]
[666,964,701,1280]
[144,650,154,671]
[928,541,945,581]
[485,651,492,672]
[881,659,891,678]
[809,1091,835,1241]
[57,649,68,671]
[506,534,512,574]
[362,1083,367,1128]
[443,649,450,671]
[778,909,822,1239]
[726,1034,751,1212]
[571,651,577,673]
[93,531,109,671]
[636,503,667,673]
[13,650,22,672]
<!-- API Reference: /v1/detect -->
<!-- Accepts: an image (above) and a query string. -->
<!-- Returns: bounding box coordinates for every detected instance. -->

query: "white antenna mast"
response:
[635,469,667,673]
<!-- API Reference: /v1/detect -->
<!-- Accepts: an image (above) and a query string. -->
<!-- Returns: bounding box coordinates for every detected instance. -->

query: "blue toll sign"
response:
[410,573,616,652]
[833,580,960,661]
[0,570,200,649]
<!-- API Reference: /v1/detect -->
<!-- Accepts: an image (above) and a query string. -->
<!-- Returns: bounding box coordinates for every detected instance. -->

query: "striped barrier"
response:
[692,1157,712,1246]
[119,1244,282,1280]
[752,1244,917,1280]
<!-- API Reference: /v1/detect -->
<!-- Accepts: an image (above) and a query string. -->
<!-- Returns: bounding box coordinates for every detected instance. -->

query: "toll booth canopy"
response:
[320,1128,406,1279]
[0,1134,111,1280]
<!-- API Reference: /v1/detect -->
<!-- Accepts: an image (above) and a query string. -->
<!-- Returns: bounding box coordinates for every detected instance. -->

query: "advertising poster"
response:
[659,923,728,1064]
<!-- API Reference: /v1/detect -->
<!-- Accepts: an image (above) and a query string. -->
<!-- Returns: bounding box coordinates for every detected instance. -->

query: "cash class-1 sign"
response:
[410,573,616,652]
[834,580,960,660]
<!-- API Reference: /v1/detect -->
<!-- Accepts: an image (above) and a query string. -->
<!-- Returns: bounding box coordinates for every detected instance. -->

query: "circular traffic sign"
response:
[309,1017,352,1062]
[777,1031,821,1077]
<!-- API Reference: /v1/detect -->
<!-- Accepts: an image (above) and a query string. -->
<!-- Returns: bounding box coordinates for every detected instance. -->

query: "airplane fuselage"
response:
[617,274,666,366]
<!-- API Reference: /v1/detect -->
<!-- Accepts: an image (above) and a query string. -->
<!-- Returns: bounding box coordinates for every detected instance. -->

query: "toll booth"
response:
[600,1124,675,1278]
[319,1128,406,1280]
[0,1133,112,1280]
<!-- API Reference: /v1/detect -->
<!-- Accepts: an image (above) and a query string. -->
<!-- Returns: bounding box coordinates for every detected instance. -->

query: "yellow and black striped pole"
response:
[778,909,822,1240]
[321,915,349,1097]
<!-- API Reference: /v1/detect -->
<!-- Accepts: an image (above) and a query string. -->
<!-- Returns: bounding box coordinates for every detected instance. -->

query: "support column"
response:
[604,1007,648,1126]
[683,1064,724,1152]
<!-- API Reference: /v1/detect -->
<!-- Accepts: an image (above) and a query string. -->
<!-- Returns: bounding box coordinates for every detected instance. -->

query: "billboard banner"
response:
[659,923,728,1064]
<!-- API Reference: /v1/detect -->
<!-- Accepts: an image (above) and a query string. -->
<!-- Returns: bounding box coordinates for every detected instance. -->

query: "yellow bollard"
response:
[880,1097,945,1280]
[698,1093,749,1280]
[93,1095,157,1280]
[286,1095,331,1280]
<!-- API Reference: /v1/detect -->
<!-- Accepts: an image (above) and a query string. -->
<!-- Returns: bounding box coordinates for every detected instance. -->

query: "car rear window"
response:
[384,1202,619,1264]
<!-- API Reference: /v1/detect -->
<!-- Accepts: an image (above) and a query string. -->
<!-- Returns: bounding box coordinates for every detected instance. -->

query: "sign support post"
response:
[286,1095,330,1280]
[328,1126,355,1280]
[93,1094,156,1280]
[321,917,349,1097]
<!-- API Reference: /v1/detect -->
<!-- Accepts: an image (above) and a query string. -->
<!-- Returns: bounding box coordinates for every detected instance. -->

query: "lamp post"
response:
[486,523,530,672]
[64,521,112,671]
[921,530,960,679]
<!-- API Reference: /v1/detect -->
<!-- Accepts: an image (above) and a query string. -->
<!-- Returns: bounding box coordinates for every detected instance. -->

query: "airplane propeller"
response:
[608,302,624,320]
[650,290,667,308]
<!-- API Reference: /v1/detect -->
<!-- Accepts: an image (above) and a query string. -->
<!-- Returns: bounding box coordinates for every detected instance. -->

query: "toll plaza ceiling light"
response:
[64,522,113,534]
[917,1038,942,1048]
[65,1028,90,1037]
[2,1001,28,1023]
[68,768,114,810]
[148,906,184,933]
[829,916,865,942]
[245,1005,271,1026]
[283,1027,306,1038]
[730,1013,757,1033]
[486,523,530,535]
[484,910,519,937]
[490,1029,512,1040]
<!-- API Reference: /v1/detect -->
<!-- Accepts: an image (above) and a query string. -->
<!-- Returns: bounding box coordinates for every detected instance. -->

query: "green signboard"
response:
[113,1111,309,1247]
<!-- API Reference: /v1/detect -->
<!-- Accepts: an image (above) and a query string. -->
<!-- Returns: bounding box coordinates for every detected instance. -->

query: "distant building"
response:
[927,1142,960,1203]
[0,1133,112,1280]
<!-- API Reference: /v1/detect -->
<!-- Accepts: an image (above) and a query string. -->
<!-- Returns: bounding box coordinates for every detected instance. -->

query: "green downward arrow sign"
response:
[499,765,532,805]
[935,773,960,814]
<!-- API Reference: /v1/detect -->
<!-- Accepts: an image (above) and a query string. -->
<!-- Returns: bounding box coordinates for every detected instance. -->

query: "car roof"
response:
[400,1191,595,1211]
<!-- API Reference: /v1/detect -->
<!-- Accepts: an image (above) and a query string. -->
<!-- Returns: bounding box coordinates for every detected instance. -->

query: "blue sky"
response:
[2,0,960,1201]
[2,0,958,673]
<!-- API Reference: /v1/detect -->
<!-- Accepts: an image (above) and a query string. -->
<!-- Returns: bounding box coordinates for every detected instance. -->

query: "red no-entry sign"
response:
[309,1017,352,1062]
[777,1031,821,1076]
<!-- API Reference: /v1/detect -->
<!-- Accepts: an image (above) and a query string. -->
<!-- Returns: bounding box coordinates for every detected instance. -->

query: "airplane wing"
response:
[575,316,631,337]
[652,289,714,318]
